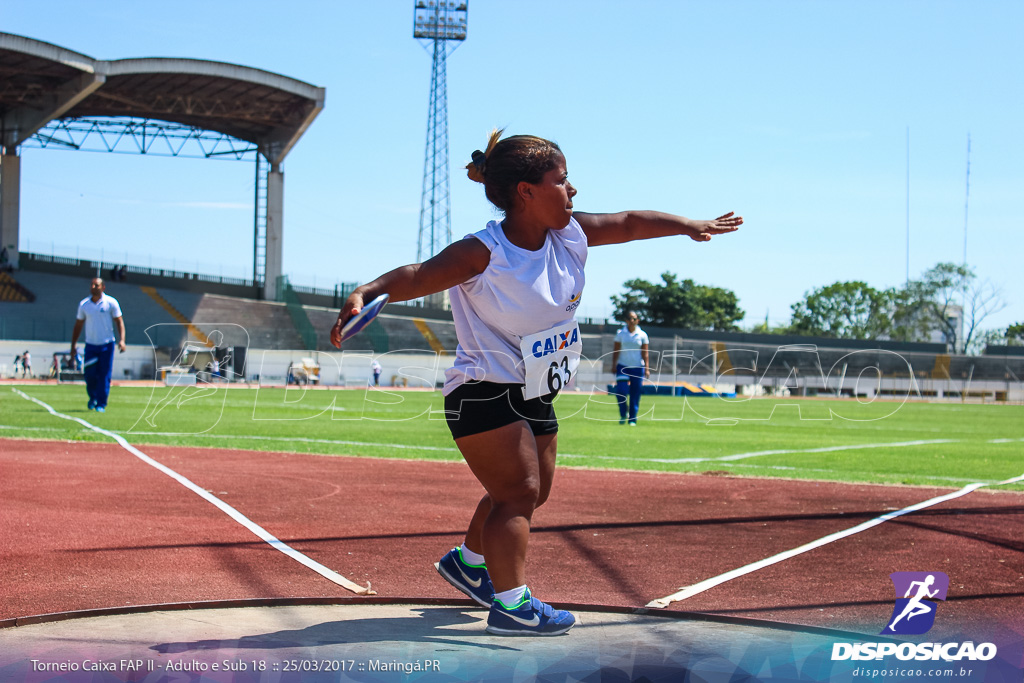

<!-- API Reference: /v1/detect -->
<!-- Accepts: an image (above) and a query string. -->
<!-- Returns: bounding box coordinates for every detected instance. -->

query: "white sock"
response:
[494,585,527,609]
[459,544,485,567]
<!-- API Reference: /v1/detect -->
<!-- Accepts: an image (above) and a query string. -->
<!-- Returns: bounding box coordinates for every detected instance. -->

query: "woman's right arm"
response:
[330,237,490,348]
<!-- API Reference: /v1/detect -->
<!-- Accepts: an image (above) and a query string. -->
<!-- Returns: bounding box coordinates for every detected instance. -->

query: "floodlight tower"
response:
[413,0,467,304]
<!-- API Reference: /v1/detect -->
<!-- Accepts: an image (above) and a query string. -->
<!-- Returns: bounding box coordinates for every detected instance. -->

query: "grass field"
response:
[3,384,1023,491]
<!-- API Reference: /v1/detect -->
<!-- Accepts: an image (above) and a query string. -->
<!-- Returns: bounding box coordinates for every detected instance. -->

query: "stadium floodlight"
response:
[412,1,468,310]
[413,1,468,41]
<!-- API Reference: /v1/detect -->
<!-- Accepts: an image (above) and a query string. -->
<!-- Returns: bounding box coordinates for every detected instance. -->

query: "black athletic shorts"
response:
[443,381,559,440]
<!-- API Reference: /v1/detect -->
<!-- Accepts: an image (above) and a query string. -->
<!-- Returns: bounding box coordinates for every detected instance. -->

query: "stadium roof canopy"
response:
[0,32,325,165]
[0,32,326,296]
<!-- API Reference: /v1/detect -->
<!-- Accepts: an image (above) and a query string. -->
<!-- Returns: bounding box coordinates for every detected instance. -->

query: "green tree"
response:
[897,262,1005,352]
[900,262,971,349]
[780,262,1005,351]
[747,318,789,335]
[885,285,933,343]
[610,272,743,331]
[787,281,893,339]
[1005,322,1024,346]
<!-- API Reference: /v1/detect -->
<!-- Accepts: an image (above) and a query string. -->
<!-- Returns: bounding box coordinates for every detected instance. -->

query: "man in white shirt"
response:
[71,278,126,413]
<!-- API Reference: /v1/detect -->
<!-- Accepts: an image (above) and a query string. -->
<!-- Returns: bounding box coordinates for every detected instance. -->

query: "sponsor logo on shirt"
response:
[531,327,579,358]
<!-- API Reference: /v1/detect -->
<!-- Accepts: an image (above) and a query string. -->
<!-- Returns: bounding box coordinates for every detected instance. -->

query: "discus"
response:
[339,293,389,343]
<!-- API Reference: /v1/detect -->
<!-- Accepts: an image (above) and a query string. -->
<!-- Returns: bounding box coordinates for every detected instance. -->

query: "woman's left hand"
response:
[689,212,743,242]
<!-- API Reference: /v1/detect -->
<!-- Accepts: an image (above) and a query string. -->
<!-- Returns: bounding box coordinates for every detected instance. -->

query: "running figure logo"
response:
[882,571,949,635]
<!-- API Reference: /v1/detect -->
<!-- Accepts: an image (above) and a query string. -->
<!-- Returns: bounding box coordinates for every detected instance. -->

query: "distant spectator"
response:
[21,350,31,378]
[612,311,650,426]
[371,359,383,387]
[12,352,22,377]
[71,277,126,413]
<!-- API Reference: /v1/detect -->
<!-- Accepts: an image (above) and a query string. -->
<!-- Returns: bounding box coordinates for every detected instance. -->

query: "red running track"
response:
[1,438,1022,642]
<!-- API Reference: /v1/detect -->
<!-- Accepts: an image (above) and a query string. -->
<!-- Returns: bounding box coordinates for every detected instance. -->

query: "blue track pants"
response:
[615,364,645,423]
[84,342,115,408]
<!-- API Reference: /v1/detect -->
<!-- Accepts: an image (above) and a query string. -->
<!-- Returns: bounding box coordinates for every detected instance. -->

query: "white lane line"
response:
[559,439,962,464]
[0,422,463,455]
[124,430,460,453]
[707,463,987,484]
[650,439,958,464]
[0,424,66,432]
[12,389,375,596]
[646,471,1024,609]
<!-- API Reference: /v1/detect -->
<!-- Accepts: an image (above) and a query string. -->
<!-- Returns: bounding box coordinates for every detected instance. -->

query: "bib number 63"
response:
[519,321,582,400]
[547,356,571,394]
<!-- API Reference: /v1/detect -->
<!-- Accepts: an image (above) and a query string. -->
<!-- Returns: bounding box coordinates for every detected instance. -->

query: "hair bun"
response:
[471,150,487,173]
[466,148,488,184]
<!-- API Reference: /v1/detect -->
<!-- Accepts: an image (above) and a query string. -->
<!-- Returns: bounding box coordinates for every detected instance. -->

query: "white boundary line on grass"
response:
[0,423,993,485]
[649,439,959,464]
[126,429,460,453]
[646,470,1024,609]
[12,389,376,596]
[4,423,1020,479]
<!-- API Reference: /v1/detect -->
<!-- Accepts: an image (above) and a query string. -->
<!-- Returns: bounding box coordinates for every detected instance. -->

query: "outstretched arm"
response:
[330,237,490,348]
[575,211,742,246]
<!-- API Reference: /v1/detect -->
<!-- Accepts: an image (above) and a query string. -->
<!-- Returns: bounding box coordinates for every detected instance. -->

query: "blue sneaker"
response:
[88,399,96,411]
[486,587,576,636]
[435,546,494,607]
[95,406,105,413]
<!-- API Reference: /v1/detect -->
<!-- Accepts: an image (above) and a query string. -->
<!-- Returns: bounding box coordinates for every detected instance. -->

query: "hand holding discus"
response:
[330,293,389,348]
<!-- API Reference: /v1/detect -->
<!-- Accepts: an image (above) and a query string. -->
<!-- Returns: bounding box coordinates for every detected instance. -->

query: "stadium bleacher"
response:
[3,263,1023,395]
[378,315,450,353]
[302,306,390,353]
[191,293,304,351]
[301,306,460,355]
[0,272,35,303]
[0,270,197,347]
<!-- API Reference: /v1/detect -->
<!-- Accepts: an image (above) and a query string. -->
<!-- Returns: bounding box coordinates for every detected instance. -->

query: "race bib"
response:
[519,321,582,400]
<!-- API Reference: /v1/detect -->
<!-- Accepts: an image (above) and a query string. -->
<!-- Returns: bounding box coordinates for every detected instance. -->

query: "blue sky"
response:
[5,0,1022,332]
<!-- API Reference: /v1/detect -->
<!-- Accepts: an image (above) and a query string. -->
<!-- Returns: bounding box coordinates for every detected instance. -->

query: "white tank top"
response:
[443,217,587,394]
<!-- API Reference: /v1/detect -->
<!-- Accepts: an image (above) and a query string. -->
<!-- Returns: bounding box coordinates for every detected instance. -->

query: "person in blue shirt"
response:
[612,311,650,425]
